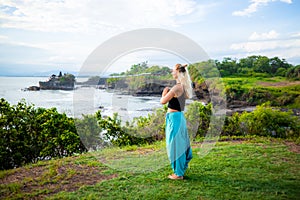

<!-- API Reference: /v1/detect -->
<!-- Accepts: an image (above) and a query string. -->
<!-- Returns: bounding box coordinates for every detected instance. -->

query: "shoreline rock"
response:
[23,86,40,91]
[25,72,76,91]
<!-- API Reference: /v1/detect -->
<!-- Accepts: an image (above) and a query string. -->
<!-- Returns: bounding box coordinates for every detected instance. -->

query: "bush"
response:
[0,99,39,169]
[96,111,130,146]
[75,114,105,151]
[183,101,299,141]
[37,107,86,158]
[0,98,86,170]
[125,105,167,142]
[184,102,212,138]
[222,113,243,136]
[239,103,300,139]
[96,105,167,147]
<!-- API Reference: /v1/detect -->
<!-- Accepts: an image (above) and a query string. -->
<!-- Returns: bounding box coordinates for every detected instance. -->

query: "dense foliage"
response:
[188,56,300,107]
[184,101,212,138]
[215,55,299,79]
[222,77,300,107]
[74,114,104,151]
[1,95,299,170]
[184,101,299,141]
[94,101,300,147]
[110,61,171,77]
[224,104,299,141]
[96,105,167,147]
[0,98,86,170]
[106,61,172,88]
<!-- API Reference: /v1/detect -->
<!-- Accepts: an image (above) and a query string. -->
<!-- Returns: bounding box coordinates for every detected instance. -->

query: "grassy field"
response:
[1,137,299,200]
[220,76,300,108]
[223,76,299,86]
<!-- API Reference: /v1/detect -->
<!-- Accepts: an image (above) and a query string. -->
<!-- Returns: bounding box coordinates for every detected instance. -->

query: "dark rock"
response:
[133,80,175,96]
[24,86,40,91]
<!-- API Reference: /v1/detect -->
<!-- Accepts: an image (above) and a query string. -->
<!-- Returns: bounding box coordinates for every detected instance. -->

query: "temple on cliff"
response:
[39,72,75,90]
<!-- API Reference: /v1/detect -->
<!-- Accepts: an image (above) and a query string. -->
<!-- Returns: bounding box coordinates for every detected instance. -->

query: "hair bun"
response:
[179,66,186,73]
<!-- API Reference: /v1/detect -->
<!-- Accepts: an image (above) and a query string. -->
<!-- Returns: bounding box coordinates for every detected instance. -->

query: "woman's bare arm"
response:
[160,87,175,104]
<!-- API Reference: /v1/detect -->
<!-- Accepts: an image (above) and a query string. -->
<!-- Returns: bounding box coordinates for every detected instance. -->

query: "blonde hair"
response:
[176,64,193,99]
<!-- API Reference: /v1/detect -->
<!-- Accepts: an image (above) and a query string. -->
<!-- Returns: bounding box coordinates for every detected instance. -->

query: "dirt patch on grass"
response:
[285,141,300,154]
[258,80,300,87]
[0,160,117,199]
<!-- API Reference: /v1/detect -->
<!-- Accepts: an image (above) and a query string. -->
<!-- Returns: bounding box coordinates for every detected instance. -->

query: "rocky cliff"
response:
[39,73,75,90]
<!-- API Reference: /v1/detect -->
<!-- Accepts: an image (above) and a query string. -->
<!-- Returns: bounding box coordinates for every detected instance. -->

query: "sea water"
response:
[0,77,162,122]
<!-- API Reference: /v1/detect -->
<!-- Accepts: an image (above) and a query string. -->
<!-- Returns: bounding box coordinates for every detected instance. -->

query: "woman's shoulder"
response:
[171,84,182,90]
[171,84,184,96]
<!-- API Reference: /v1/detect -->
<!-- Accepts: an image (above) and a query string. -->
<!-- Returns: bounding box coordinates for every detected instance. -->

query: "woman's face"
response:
[171,66,178,79]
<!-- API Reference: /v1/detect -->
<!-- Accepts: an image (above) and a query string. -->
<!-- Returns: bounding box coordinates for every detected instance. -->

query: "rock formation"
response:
[39,72,75,90]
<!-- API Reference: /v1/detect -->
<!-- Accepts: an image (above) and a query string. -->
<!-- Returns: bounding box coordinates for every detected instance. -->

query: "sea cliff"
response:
[39,72,75,90]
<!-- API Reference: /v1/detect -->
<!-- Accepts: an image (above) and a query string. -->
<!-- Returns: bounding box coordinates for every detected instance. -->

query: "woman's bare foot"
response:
[168,174,183,180]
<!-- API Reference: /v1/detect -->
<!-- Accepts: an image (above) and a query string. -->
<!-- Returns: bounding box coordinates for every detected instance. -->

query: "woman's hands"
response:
[162,87,170,97]
[160,86,175,104]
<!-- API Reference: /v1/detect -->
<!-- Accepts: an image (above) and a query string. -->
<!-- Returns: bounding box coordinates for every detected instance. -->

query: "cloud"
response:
[231,31,300,52]
[0,0,212,33]
[249,30,279,40]
[232,0,292,17]
[230,31,300,62]
[0,35,9,40]
[291,32,300,38]
[0,39,90,70]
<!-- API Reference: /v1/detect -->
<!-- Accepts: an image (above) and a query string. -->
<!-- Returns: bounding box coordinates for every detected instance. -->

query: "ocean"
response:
[0,77,163,122]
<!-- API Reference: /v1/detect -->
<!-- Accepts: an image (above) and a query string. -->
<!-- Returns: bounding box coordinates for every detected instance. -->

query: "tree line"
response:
[215,55,300,79]
[110,56,300,80]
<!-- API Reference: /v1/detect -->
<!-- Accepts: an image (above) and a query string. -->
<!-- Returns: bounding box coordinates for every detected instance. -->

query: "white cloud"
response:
[231,30,299,52]
[230,36,300,62]
[291,32,300,38]
[0,35,9,40]
[249,30,279,40]
[232,0,292,17]
[280,0,292,3]
[0,0,216,71]
[231,40,277,52]
[0,0,211,33]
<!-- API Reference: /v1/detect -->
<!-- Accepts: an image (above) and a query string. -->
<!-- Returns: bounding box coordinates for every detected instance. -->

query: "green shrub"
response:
[96,105,167,147]
[37,107,86,158]
[74,114,104,151]
[126,105,167,142]
[222,113,243,136]
[0,99,38,169]
[239,103,300,139]
[184,102,212,138]
[96,111,130,146]
[0,98,86,170]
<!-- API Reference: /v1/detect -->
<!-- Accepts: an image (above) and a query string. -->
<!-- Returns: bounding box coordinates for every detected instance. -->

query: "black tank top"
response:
[168,91,186,111]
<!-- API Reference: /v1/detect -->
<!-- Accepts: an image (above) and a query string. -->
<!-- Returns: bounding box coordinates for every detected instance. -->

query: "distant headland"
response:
[26,72,75,90]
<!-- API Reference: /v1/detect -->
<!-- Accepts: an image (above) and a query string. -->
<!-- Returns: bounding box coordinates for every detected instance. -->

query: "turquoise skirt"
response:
[165,112,192,176]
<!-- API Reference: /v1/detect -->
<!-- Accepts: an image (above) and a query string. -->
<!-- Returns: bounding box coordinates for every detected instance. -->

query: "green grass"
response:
[220,76,300,107]
[222,76,300,92]
[1,137,299,200]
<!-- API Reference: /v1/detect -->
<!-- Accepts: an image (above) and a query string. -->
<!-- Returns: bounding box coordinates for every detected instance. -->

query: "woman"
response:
[160,63,193,180]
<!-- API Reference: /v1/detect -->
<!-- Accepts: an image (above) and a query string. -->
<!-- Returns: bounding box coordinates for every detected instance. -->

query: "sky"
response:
[0,0,299,76]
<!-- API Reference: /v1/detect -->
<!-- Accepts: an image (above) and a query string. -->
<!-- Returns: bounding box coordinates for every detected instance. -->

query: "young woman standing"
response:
[160,63,193,180]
